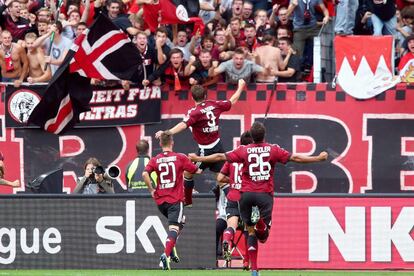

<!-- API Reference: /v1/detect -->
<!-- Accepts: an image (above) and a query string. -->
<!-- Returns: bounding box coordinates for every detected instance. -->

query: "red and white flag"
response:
[335,35,399,99]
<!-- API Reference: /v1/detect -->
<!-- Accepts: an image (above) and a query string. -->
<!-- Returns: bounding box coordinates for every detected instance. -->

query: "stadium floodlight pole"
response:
[44,0,65,71]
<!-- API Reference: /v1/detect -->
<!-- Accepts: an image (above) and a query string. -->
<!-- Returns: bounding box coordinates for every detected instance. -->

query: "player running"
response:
[155,79,246,207]
[143,132,202,270]
[189,121,328,276]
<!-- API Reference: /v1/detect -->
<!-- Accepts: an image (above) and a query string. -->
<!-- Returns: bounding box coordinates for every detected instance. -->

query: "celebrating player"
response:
[142,132,202,270]
[189,121,328,276]
[155,79,246,207]
[218,131,253,268]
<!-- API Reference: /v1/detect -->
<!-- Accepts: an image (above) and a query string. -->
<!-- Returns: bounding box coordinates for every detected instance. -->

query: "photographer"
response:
[73,157,115,194]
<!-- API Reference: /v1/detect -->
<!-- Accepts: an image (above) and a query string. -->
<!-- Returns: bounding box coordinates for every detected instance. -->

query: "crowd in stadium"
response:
[0,0,412,89]
[0,0,412,274]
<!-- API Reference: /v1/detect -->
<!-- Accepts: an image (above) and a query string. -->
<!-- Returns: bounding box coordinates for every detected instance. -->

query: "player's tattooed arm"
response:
[155,122,188,139]
[229,79,246,104]
[290,151,328,163]
[188,153,227,163]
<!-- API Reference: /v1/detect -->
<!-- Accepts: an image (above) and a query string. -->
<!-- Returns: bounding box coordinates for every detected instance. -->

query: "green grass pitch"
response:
[0,270,412,276]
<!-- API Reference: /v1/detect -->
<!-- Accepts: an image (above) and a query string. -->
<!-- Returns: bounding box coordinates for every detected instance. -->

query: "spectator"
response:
[25,32,52,84]
[286,0,329,58]
[255,35,284,83]
[211,47,273,84]
[334,0,358,35]
[0,30,29,87]
[36,19,50,36]
[242,0,255,26]
[125,139,157,193]
[276,36,301,82]
[34,22,72,75]
[221,0,244,23]
[168,27,197,61]
[0,0,36,41]
[144,48,190,91]
[368,0,397,36]
[398,35,414,72]
[270,5,294,31]
[242,23,259,53]
[73,157,115,194]
[199,0,217,24]
[193,33,220,61]
[0,152,20,188]
[396,6,414,49]
[95,0,138,36]
[214,28,232,53]
[229,17,246,48]
[277,25,292,39]
[254,9,270,38]
[149,26,171,66]
[75,22,87,38]
[353,0,373,35]
[61,0,90,40]
[186,50,220,86]
[36,7,52,22]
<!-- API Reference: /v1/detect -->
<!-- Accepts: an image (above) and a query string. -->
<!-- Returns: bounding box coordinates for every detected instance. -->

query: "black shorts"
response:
[226,199,240,219]
[196,140,225,173]
[239,192,273,227]
[157,202,185,227]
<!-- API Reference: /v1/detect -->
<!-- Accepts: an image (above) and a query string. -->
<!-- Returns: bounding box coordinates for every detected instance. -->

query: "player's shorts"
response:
[196,140,225,173]
[158,202,185,227]
[226,199,240,219]
[239,192,273,227]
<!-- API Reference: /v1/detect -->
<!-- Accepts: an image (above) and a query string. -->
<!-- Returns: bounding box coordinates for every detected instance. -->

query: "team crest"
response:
[8,89,40,123]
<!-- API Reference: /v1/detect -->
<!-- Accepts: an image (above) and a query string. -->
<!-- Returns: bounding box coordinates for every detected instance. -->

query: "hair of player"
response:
[240,131,253,145]
[136,139,149,155]
[191,85,206,102]
[250,121,266,143]
[160,131,173,147]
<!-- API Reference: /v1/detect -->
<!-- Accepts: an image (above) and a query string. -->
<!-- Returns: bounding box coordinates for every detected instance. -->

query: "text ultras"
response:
[79,86,161,121]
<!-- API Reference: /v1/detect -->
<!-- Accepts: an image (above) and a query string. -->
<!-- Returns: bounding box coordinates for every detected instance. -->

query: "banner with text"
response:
[5,84,161,128]
[260,196,414,270]
[0,196,215,269]
[1,83,414,194]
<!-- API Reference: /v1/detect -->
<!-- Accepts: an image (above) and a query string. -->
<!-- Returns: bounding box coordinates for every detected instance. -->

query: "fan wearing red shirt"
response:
[217,130,253,267]
[189,121,328,276]
[143,132,202,270]
[155,79,246,207]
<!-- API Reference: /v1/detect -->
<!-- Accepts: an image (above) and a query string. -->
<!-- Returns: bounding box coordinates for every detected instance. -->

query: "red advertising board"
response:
[0,82,414,194]
[260,197,414,270]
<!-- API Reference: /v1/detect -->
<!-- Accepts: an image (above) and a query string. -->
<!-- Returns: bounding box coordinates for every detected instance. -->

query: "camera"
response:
[93,166,105,175]
[303,9,311,25]
[93,165,120,179]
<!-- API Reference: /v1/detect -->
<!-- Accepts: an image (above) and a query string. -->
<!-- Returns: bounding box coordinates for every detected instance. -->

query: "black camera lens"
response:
[93,166,105,175]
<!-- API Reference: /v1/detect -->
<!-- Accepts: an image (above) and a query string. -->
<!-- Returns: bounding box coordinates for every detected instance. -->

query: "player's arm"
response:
[142,171,156,197]
[217,172,230,184]
[229,79,246,104]
[0,178,19,187]
[290,151,328,163]
[188,153,227,163]
[155,122,187,139]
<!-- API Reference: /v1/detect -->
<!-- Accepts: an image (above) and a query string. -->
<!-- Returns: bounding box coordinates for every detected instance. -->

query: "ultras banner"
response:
[259,196,414,270]
[4,84,161,128]
[0,196,216,269]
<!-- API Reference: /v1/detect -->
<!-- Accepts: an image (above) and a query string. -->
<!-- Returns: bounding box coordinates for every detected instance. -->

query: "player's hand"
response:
[155,130,164,139]
[318,151,328,161]
[188,153,199,162]
[150,190,155,198]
